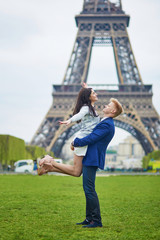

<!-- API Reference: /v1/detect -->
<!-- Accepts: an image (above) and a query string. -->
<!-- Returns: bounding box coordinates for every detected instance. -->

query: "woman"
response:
[38,87,100,176]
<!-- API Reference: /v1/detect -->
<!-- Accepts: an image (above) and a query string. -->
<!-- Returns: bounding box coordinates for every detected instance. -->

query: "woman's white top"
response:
[69,106,100,137]
[69,106,100,156]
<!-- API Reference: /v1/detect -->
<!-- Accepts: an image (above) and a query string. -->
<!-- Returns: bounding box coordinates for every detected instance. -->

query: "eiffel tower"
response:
[31,0,160,157]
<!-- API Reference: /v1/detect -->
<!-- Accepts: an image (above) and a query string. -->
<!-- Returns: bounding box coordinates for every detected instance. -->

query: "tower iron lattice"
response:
[30,0,160,157]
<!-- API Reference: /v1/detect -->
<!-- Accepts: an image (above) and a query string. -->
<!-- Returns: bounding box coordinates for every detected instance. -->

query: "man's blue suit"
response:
[74,117,115,169]
[74,117,115,225]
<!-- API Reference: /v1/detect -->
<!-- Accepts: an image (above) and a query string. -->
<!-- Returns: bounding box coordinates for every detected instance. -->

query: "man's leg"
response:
[82,165,102,224]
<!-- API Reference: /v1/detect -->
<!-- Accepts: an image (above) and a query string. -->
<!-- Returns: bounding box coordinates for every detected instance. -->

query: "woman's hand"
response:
[81,82,88,88]
[59,119,71,126]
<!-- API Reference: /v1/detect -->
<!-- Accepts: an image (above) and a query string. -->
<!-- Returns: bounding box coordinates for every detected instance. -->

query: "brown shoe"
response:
[37,166,48,176]
[38,162,53,176]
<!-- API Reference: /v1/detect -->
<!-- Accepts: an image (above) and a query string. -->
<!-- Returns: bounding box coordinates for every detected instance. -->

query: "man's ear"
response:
[111,109,116,114]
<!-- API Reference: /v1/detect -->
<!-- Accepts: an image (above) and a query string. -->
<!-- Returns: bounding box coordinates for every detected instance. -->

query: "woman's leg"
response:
[44,154,83,177]
[38,164,65,175]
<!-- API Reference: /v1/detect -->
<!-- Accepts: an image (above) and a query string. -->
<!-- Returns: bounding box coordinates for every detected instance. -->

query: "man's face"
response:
[103,102,116,115]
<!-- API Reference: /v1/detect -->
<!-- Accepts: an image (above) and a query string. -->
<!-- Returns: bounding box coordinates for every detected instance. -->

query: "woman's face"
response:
[89,89,98,103]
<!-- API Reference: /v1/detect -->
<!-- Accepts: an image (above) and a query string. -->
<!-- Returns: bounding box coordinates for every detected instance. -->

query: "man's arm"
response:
[73,122,112,147]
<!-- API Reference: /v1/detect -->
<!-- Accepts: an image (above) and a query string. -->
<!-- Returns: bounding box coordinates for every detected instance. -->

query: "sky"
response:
[0,0,160,148]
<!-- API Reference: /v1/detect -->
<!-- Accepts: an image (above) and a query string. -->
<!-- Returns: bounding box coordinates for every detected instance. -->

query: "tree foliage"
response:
[142,150,160,169]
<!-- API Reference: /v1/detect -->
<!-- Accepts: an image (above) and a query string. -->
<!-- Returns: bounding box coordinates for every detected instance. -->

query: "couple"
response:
[38,86,123,228]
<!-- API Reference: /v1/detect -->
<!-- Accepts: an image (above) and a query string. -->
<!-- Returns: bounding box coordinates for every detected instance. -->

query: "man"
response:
[40,98,123,228]
[71,98,123,228]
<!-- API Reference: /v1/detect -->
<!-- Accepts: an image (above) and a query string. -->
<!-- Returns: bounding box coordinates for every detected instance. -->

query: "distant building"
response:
[117,136,144,163]
[105,149,117,169]
[105,136,145,169]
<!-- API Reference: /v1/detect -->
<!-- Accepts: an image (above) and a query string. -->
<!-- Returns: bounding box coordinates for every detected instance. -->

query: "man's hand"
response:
[70,141,74,151]
[70,144,74,151]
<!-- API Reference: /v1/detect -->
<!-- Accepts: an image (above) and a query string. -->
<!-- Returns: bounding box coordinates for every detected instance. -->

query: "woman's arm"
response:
[59,106,89,125]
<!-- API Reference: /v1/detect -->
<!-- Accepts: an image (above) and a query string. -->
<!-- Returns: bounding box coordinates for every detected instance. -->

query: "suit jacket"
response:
[74,117,115,169]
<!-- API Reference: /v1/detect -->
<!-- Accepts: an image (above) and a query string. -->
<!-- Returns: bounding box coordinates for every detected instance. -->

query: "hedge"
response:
[0,135,26,165]
[0,135,54,166]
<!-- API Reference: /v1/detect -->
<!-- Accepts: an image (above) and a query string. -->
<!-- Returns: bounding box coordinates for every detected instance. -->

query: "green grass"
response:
[0,175,160,240]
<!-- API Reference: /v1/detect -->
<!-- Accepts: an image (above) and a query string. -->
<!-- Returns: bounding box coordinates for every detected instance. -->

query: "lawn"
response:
[0,174,159,240]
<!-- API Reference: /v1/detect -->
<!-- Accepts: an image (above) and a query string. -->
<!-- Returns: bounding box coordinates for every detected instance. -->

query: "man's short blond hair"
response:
[110,98,123,118]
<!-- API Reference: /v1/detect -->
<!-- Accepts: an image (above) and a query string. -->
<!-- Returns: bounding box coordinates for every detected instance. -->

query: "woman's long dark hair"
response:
[73,88,98,122]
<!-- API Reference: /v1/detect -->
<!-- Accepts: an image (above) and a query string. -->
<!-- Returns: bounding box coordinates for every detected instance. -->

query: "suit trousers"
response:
[82,165,102,224]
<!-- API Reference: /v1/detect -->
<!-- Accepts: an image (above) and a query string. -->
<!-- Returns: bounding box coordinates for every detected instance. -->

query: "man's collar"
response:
[101,116,109,122]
